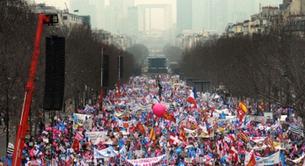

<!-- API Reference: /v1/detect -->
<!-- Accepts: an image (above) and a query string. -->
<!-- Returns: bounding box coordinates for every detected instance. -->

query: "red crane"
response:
[12,13,58,166]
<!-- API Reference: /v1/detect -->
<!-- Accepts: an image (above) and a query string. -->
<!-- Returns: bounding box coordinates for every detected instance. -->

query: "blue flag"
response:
[280,151,287,166]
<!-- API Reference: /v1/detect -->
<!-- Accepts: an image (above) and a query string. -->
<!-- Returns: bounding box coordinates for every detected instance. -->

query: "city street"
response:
[1,0,305,165]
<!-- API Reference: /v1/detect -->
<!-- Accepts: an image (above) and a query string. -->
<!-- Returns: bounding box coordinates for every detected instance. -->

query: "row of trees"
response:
[0,0,140,139]
[180,32,305,123]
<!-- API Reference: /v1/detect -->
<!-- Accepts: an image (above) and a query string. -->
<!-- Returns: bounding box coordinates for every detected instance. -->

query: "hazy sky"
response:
[34,0,175,9]
[34,0,282,33]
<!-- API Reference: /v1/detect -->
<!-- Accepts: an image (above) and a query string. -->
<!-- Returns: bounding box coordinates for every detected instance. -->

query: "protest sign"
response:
[245,151,280,166]
[264,112,273,120]
[126,154,166,166]
[94,147,118,159]
[73,113,93,130]
[249,115,265,123]
[86,131,108,145]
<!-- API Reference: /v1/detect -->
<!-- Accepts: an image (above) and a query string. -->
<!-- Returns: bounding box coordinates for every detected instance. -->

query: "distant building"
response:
[137,4,172,35]
[224,0,305,38]
[127,7,139,38]
[176,0,192,34]
[60,13,91,28]
[31,3,90,28]
[282,0,305,15]
[104,0,134,34]
[191,0,206,32]
[225,5,281,36]
[283,15,305,37]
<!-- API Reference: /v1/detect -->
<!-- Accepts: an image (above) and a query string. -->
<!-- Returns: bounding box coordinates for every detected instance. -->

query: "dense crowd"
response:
[2,75,305,165]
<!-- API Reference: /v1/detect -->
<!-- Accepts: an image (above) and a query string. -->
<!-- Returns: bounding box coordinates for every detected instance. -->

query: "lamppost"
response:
[98,46,104,115]
[5,77,11,152]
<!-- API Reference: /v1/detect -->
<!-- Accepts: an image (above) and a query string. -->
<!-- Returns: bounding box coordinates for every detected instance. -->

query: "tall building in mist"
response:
[191,0,222,32]
[192,0,207,32]
[176,0,192,34]
[96,0,105,29]
[127,7,139,37]
[104,0,134,34]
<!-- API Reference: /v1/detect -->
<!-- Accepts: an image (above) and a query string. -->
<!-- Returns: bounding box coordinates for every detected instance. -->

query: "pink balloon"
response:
[152,103,167,117]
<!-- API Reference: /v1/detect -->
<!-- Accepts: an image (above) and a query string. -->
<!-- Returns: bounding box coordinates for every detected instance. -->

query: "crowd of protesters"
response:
[1,75,305,165]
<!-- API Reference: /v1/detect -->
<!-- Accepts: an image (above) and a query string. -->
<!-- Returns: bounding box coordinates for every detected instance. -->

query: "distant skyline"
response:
[34,0,282,33]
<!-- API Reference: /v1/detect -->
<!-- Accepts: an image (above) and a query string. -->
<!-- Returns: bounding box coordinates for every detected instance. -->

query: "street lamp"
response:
[5,77,11,152]
[98,46,104,115]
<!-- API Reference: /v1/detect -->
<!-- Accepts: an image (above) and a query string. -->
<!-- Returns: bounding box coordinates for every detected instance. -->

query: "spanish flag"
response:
[237,108,246,122]
[237,102,248,122]
[239,102,248,113]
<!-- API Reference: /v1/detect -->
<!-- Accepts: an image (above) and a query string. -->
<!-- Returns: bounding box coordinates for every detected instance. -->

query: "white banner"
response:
[249,115,265,123]
[73,113,93,130]
[94,147,118,159]
[245,151,280,166]
[86,131,108,145]
[126,154,166,166]
[264,112,273,120]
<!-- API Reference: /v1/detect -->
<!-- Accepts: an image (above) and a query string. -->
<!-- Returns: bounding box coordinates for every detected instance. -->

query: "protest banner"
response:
[249,115,265,123]
[86,131,108,145]
[264,112,273,121]
[94,147,118,159]
[245,151,280,166]
[126,154,166,166]
[73,113,93,130]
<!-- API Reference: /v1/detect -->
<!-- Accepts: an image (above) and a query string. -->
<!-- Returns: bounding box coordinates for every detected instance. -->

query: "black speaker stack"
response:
[43,36,65,110]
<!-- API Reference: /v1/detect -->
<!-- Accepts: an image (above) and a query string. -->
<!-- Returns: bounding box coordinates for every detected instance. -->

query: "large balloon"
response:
[152,103,166,117]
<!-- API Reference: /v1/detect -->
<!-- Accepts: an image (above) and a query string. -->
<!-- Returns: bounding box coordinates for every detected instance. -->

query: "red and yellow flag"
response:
[239,102,248,113]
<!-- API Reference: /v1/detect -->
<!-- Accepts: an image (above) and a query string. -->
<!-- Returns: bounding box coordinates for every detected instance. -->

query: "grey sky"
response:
[34,0,282,33]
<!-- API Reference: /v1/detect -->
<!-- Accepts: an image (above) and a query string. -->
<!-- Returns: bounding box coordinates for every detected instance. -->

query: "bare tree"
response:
[180,31,305,125]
